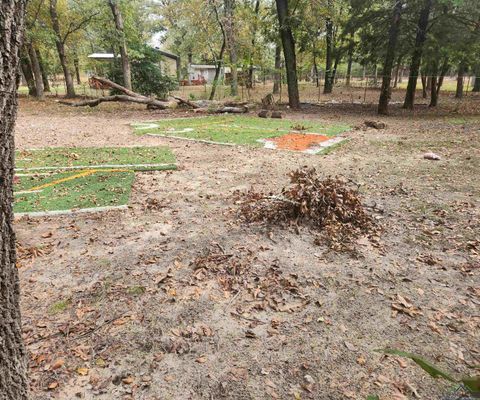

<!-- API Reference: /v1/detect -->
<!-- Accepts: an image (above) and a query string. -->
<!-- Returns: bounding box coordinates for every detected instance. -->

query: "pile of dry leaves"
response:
[237,168,375,249]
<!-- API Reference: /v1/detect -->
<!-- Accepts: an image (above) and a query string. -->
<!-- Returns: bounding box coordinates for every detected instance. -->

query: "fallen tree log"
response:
[61,76,196,110]
[214,106,248,114]
[59,95,169,109]
[171,95,200,109]
[61,76,236,111]
[90,76,141,98]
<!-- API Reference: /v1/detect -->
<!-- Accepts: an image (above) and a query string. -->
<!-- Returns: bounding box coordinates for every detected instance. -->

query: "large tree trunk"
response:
[20,50,36,96]
[275,0,300,109]
[455,61,466,99]
[26,42,44,99]
[36,48,51,92]
[0,1,29,399]
[273,44,282,95]
[50,0,76,98]
[108,0,132,90]
[346,31,354,87]
[403,0,432,109]
[323,0,334,94]
[224,0,238,96]
[378,0,403,115]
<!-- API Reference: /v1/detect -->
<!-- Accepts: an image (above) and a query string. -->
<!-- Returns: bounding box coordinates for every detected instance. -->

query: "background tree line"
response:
[20,0,480,111]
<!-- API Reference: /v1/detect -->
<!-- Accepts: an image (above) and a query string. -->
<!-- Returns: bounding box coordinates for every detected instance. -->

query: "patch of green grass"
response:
[14,146,177,214]
[127,285,146,296]
[133,116,350,146]
[49,299,70,314]
[446,117,480,125]
[16,146,176,172]
[319,138,351,155]
[14,170,135,213]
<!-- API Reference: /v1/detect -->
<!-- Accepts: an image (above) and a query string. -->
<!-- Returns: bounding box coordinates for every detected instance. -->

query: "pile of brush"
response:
[237,168,375,249]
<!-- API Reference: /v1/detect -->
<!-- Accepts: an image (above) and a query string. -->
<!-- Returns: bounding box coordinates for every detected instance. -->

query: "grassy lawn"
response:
[133,115,350,146]
[14,146,176,214]
[15,170,135,214]
[16,146,176,172]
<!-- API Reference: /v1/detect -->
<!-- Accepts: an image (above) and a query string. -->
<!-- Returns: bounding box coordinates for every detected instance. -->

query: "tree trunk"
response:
[455,61,466,99]
[20,50,36,96]
[275,0,300,108]
[403,0,432,109]
[210,38,226,101]
[273,44,282,95]
[36,48,51,92]
[73,51,81,84]
[346,31,354,87]
[393,54,402,88]
[27,42,44,98]
[108,0,132,90]
[421,70,427,98]
[372,64,378,86]
[50,0,76,98]
[224,0,238,96]
[176,57,181,81]
[436,57,449,97]
[429,61,438,107]
[313,52,319,87]
[247,0,261,89]
[332,52,340,84]
[378,0,403,115]
[324,0,334,94]
[473,65,480,92]
[0,2,29,399]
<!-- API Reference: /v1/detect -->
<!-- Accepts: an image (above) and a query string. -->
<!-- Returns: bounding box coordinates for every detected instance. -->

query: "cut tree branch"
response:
[59,95,169,109]
[90,76,140,97]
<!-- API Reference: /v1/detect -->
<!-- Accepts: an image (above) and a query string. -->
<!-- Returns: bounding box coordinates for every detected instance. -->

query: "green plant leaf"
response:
[367,396,380,400]
[375,349,457,383]
[461,375,480,394]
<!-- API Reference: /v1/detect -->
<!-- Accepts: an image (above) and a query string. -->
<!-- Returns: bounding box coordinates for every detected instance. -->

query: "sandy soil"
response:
[15,88,480,400]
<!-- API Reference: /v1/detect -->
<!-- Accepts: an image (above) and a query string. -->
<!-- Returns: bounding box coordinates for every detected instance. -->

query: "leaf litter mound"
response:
[237,168,375,250]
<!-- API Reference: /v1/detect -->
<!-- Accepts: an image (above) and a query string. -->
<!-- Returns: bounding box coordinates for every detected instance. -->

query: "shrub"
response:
[107,45,178,99]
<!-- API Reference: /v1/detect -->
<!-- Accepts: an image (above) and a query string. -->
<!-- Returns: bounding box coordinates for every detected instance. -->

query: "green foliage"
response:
[366,396,379,400]
[108,44,178,98]
[127,285,146,296]
[376,349,480,395]
[49,300,70,314]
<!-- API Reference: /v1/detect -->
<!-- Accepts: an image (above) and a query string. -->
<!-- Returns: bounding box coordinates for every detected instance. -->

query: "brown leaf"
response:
[122,376,134,385]
[50,358,65,370]
[77,367,89,376]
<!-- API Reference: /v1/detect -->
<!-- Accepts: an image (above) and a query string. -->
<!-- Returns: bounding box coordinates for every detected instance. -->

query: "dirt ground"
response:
[15,87,480,400]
